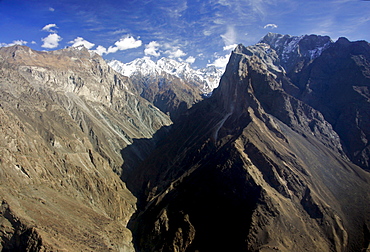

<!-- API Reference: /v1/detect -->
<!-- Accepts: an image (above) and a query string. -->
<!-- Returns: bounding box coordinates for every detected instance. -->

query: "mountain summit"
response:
[0,33,370,252]
[123,35,370,252]
[109,57,223,119]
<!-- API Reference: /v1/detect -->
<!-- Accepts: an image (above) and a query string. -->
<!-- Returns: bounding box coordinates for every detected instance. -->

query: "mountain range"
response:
[108,57,223,119]
[0,32,369,251]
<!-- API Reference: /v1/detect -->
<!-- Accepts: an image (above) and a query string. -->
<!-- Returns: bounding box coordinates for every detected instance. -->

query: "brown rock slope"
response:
[129,72,203,120]
[0,45,171,251]
[124,44,370,251]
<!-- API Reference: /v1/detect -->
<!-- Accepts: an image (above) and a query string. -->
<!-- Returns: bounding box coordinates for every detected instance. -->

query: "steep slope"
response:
[124,43,370,252]
[261,33,370,171]
[109,57,222,119]
[293,37,370,171]
[0,45,171,251]
[260,32,333,75]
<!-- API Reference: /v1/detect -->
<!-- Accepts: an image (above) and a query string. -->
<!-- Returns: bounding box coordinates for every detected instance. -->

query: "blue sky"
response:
[1,0,370,68]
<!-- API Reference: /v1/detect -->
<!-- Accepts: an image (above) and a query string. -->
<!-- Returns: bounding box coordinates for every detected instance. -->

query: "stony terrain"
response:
[0,45,171,251]
[123,38,370,251]
[0,34,370,252]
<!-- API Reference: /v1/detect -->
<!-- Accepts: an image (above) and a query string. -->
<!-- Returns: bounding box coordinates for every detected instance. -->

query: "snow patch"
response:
[108,57,223,94]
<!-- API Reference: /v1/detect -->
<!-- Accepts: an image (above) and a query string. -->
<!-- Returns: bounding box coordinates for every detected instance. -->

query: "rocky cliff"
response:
[1,34,370,252]
[0,45,171,251]
[260,33,370,171]
[124,39,370,252]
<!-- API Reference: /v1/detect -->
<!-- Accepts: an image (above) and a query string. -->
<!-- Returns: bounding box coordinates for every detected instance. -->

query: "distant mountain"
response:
[108,57,223,119]
[0,45,171,251]
[109,57,222,93]
[122,35,370,251]
[260,32,333,74]
[1,33,370,252]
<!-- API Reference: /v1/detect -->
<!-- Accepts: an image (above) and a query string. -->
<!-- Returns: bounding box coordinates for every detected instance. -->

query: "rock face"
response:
[109,57,223,119]
[1,34,370,252]
[124,39,370,251]
[260,34,370,171]
[0,45,171,251]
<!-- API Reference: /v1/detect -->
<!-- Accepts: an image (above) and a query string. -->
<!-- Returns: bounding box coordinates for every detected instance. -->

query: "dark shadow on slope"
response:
[119,125,172,201]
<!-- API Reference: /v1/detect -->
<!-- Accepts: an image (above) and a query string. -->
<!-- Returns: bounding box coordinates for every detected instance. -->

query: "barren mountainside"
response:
[122,35,370,251]
[109,57,223,120]
[0,33,370,252]
[0,45,171,251]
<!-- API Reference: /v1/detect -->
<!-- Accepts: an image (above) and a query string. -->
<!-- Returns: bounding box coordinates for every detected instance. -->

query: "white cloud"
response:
[203,30,212,36]
[42,24,58,33]
[112,36,142,51]
[220,26,237,48]
[111,29,128,35]
[223,44,237,51]
[49,7,55,12]
[68,37,95,49]
[107,46,119,54]
[0,40,28,47]
[105,36,142,54]
[264,23,278,29]
[207,54,231,69]
[144,41,160,57]
[185,56,196,64]
[93,45,108,56]
[166,48,187,59]
[41,33,62,49]
[93,35,142,56]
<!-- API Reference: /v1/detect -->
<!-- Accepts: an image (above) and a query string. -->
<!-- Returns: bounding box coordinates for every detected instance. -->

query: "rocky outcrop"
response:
[0,45,171,251]
[124,41,370,252]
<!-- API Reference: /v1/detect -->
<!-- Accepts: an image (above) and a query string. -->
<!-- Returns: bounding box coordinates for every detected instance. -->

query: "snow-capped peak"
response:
[108,57,223,93]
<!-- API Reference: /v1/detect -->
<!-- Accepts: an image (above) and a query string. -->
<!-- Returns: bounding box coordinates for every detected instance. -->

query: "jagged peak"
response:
[0,44,38,57]
[108,56,224,93]
[233,44,246,54]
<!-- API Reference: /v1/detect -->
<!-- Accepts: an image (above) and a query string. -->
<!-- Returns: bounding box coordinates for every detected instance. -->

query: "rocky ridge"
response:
[123,36,370,251]
[0,45,171,251]
[1,33,370,252]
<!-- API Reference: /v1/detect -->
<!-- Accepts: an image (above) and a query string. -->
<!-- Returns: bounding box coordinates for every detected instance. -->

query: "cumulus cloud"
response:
[166,48,187,59]
[49,7,55,12]
[42,24,58,33]
[93,35,142,55]
[41,33,62,49]
[223,44,237,51]
[207,54,230,69]
[264,23,278,29]
[93,45,108,56]
[68,37,95,49]
[185,56,196,64]
[0,40,28,47]
[108,36,142,53]
[144,41,160,57]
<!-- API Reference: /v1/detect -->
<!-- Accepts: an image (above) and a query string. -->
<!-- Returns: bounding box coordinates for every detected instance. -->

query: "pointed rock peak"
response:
[233,44,247,54]
[259,33,291,47]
